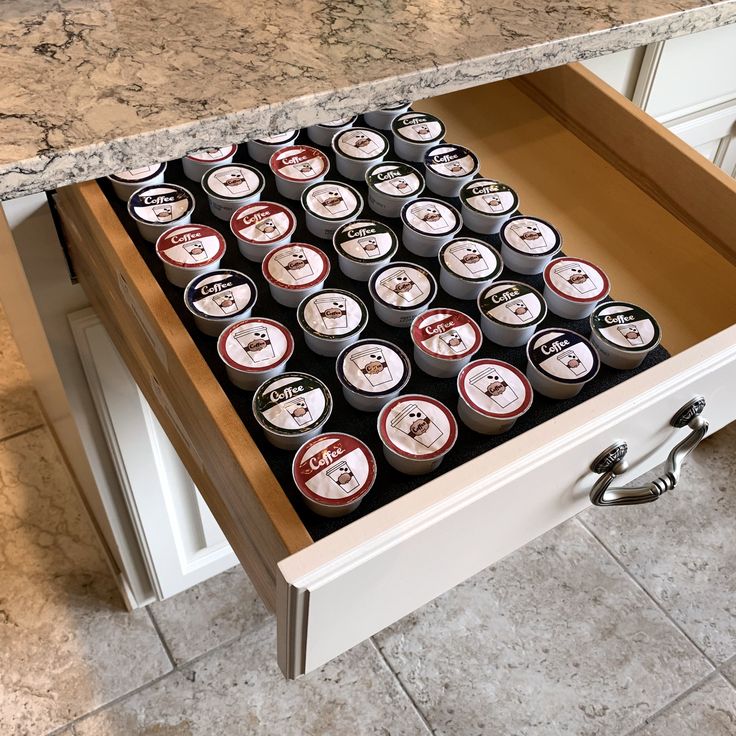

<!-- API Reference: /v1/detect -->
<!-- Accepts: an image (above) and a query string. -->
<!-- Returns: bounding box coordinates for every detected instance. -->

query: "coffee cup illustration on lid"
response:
[543,256,611,320]
[262,242,330,307]
[589,301,661,370]
[201,164,265,221]
[107,162,166,201]
[459,179,519,235]
[307,114,358,147]
[365,160,425,218]
[155,224,226,288]
[301,181,364,240]
[332,219,399,281]
[477,280,548,347]
[127,184,195,243]
[297,289,369,357]
[183,269,257,336]
[368,261,438,327]
[400,197,462,257]
[332,127,389,181]
[499,216,562,275]
[391,112,446,162]
[182,144,238,182]
[438,238,503,301]
[363,101,412,129]
[246,129,300,164]
[230,201,297,262]
[423,144,480,197]
[269,145,330,200]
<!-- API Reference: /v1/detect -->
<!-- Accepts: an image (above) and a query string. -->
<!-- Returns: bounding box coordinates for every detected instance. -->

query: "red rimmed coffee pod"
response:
[230,201,297,262]
[269,145,330,200]
[262,243,330,308]
[155,224,226,287]
[543,256,611,320]
[182,144,237,182]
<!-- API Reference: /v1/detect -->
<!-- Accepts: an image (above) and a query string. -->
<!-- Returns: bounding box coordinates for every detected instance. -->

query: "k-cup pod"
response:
[459,178,519,235]
[217,318,294,391]
[183,269,257,336]
[269,145,330,200]
[378,394,458,475]
[499,216,562,275]
[297,289,369,357]
[292,433,377,517]
[332,127,389,181]
[107,162,166,201]
[181,145,237,182]
[401,198,462,257]
[525,328,600,400]
[201,164,265,221]
[477,280,547,347]
[307,115,357,147]
[410,308,483,378]
[438,238,503,300]
[301,181,364,240]
[363,101,412,129]
[543,256,611,320]
[262,243,330,307]
[155,224,226,288]
[336,339,411,412]
[230,201,297,261]
[423,144,480,197]
[127,184,195,243]
[368,261,438,327]
[391,111,445,162]
[246,130,299,164]
[365,161,425,218]
[252,372,332,450]
[590,301,662,370]
[332,219,399,281]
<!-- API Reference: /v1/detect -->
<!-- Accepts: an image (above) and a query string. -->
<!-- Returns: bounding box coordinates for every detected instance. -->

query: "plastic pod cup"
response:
[269,145,330,200]
[332,219,399,281]
[459,178,519,235]
[499,215,562,275]
[107,162,166,201]
[377,394,458,475]
[365,161,425,218]
[183,269,257,336]
[457,359,533,434]
[252,372,332,450]
[307,115,357,147]
[589,301,662,370]
[301,181,364,240]
[181,145,237,182]
[336,339,411,412]
[438,238,503,301]
[245,129,300,164]
[217,317,294,391]
[201,164,265,221]
[525,328,600,400]
[362,101,412,130]
[543,256,611,320]
[400,198,462,257]
[155,224,226,288]
[391,111,445,162]
[261,243,330,307]
[297,289,369,357]
[230,201,297,262]
[368,261,438,328]
[127,184,195,243]
[477,280,547,348]
[293,433,376,517]
[332,127,389,181]
[423,143,480,198]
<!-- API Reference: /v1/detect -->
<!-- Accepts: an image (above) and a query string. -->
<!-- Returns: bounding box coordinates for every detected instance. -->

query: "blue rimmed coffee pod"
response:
[589,301,661,370]
[438,238,503,300]
[498,215,562,275]
[423,143,480,197]
[332,219,399,281]
[477,280,547,347]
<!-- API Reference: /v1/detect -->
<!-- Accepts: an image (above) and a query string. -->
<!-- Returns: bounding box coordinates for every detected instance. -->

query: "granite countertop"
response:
[2,0,736,200]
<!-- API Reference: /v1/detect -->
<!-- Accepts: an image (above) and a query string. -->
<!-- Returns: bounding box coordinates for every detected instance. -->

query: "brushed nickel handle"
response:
[589,397,708,507]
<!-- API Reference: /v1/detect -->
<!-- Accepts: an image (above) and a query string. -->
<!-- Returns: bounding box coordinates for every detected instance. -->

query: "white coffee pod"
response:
[201,164,265,221]
[301,181,364,240]
[262,243,330,308]
[230,201,297,262]
[181,145,237,182]
[400,198,462,257]
[438,238,503,300]
[269,145,330,200]
[184,269,257,336]
[477,280,547,347]
[368,261,438,327]
[363,101,412,129]
[127,184,195,243]
[332,219,399,281]
[391,111,445,162]
[459,178,519,235]
[332,127,389,181]
[542,257,611,320]
[155,224,226,288]
[107,162,166,201]
[307,115,357,147]
[297,289,369,357]
[365,160,425,218]
[246,130,299,164]
[499,215,562,275]
[423,144,480,197]
[590,301,662,370]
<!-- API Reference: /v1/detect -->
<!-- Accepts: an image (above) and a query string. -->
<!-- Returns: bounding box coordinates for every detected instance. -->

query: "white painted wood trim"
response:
[632,41,665,110]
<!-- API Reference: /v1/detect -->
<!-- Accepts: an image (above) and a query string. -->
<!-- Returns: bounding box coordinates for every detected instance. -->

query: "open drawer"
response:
[55,64,736,678]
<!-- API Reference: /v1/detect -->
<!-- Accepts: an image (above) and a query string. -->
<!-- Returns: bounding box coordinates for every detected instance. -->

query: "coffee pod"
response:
[252,372,332,450]
[269,145,330,200]
[246,130,299,164]
[332,127,389,181]
[107,162,166,201]
[307,115,357,147]
[477,281,547,347]
[525,328,600,400]
[400,198,462,257]
[423,144,480,197]
[543,257,611,320]
[155,224,226,287]
[365,161,425,218]
[127,184,195,243]
[459,179,519,235]
[297,289,369,357]
[363,101,412,129]
[332,219,399,281]
[336,339,411,412]
[590,301,661,369]
[378,394,458,475]
[368,261,438,327]
[438,238,503,300]
[292,433,376,517]
[217,318,294,390]
[201,164,265,221]
[262,243,330,307]
[301,181,364,240]
[391,112,445,162]
[457,359,533,434]
[230,201,297,262]
[499,216,562,275]
[181,145,237,182]
[183,269,257,336]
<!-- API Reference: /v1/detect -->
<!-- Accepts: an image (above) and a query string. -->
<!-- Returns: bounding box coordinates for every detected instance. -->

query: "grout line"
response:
[146,607,177,670]
[0,422,45,444]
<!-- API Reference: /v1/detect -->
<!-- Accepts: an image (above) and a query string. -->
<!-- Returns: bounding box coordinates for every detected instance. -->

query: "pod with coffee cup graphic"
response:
[401,197,462,257]
[477,280,547,347]
[589,301,662,369]
[390,111,446,161]
[438,238,503,300]
[297,289,368,357]
[262,243,331,307]
[543,257,611,320]
[201,163,265,221]
[108,162,166,201]
[499,215,562,274]
[459,178,519,234]
[423,143,480,197]
[127,184,195,243]
[181,144,237,182]
[155,224,226,287]
[365,161,425,217]
[368,262,438,327]
[269,145,330,199]
[301,181,364,239]
[230,201,297,261]
[332,127,389,180]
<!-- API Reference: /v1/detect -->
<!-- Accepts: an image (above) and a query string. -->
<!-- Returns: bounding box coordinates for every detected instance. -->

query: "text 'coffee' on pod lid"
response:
[500,215,562,257]
[293,433,376,506]
[336,339,411,397]
[527,328,600,385]
[439,238,503,282]
[217,318,294,374]
[369,262,438,311]
[365,161,424,199]
[297,289,368,340]
[315,115,358,129]
[302,181,363,222]
[185,145,237,163]
[460,179,519,216]
[424,144,479,179]
[262,243,330,290]
[252,372,332,438]
[544,257,610,304]
[230,201,297,246]
[128,184,195,225]
[478,280,547,328]
[109,162,166,183]
[590,301,661,353]
[252,129,299,145]
[379,394,458,460]
[202,164,264,201]
[391,112,445,144]
[333,220,399,263]
[184,270,257,320]
[333,127,389,161]
[401,198,462,237]
[269,145,329,182]
[155,224,226,268]
[411,308,482,361]
[458,359,533,419]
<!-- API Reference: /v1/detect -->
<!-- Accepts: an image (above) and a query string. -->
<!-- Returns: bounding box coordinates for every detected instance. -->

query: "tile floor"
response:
[1,303,735,736]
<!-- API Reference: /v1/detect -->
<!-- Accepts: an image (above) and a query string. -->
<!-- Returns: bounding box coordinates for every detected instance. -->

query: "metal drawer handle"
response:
[589,397,708,507]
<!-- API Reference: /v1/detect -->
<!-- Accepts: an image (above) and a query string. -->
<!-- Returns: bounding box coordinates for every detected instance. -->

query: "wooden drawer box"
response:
[55,64,736,678]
